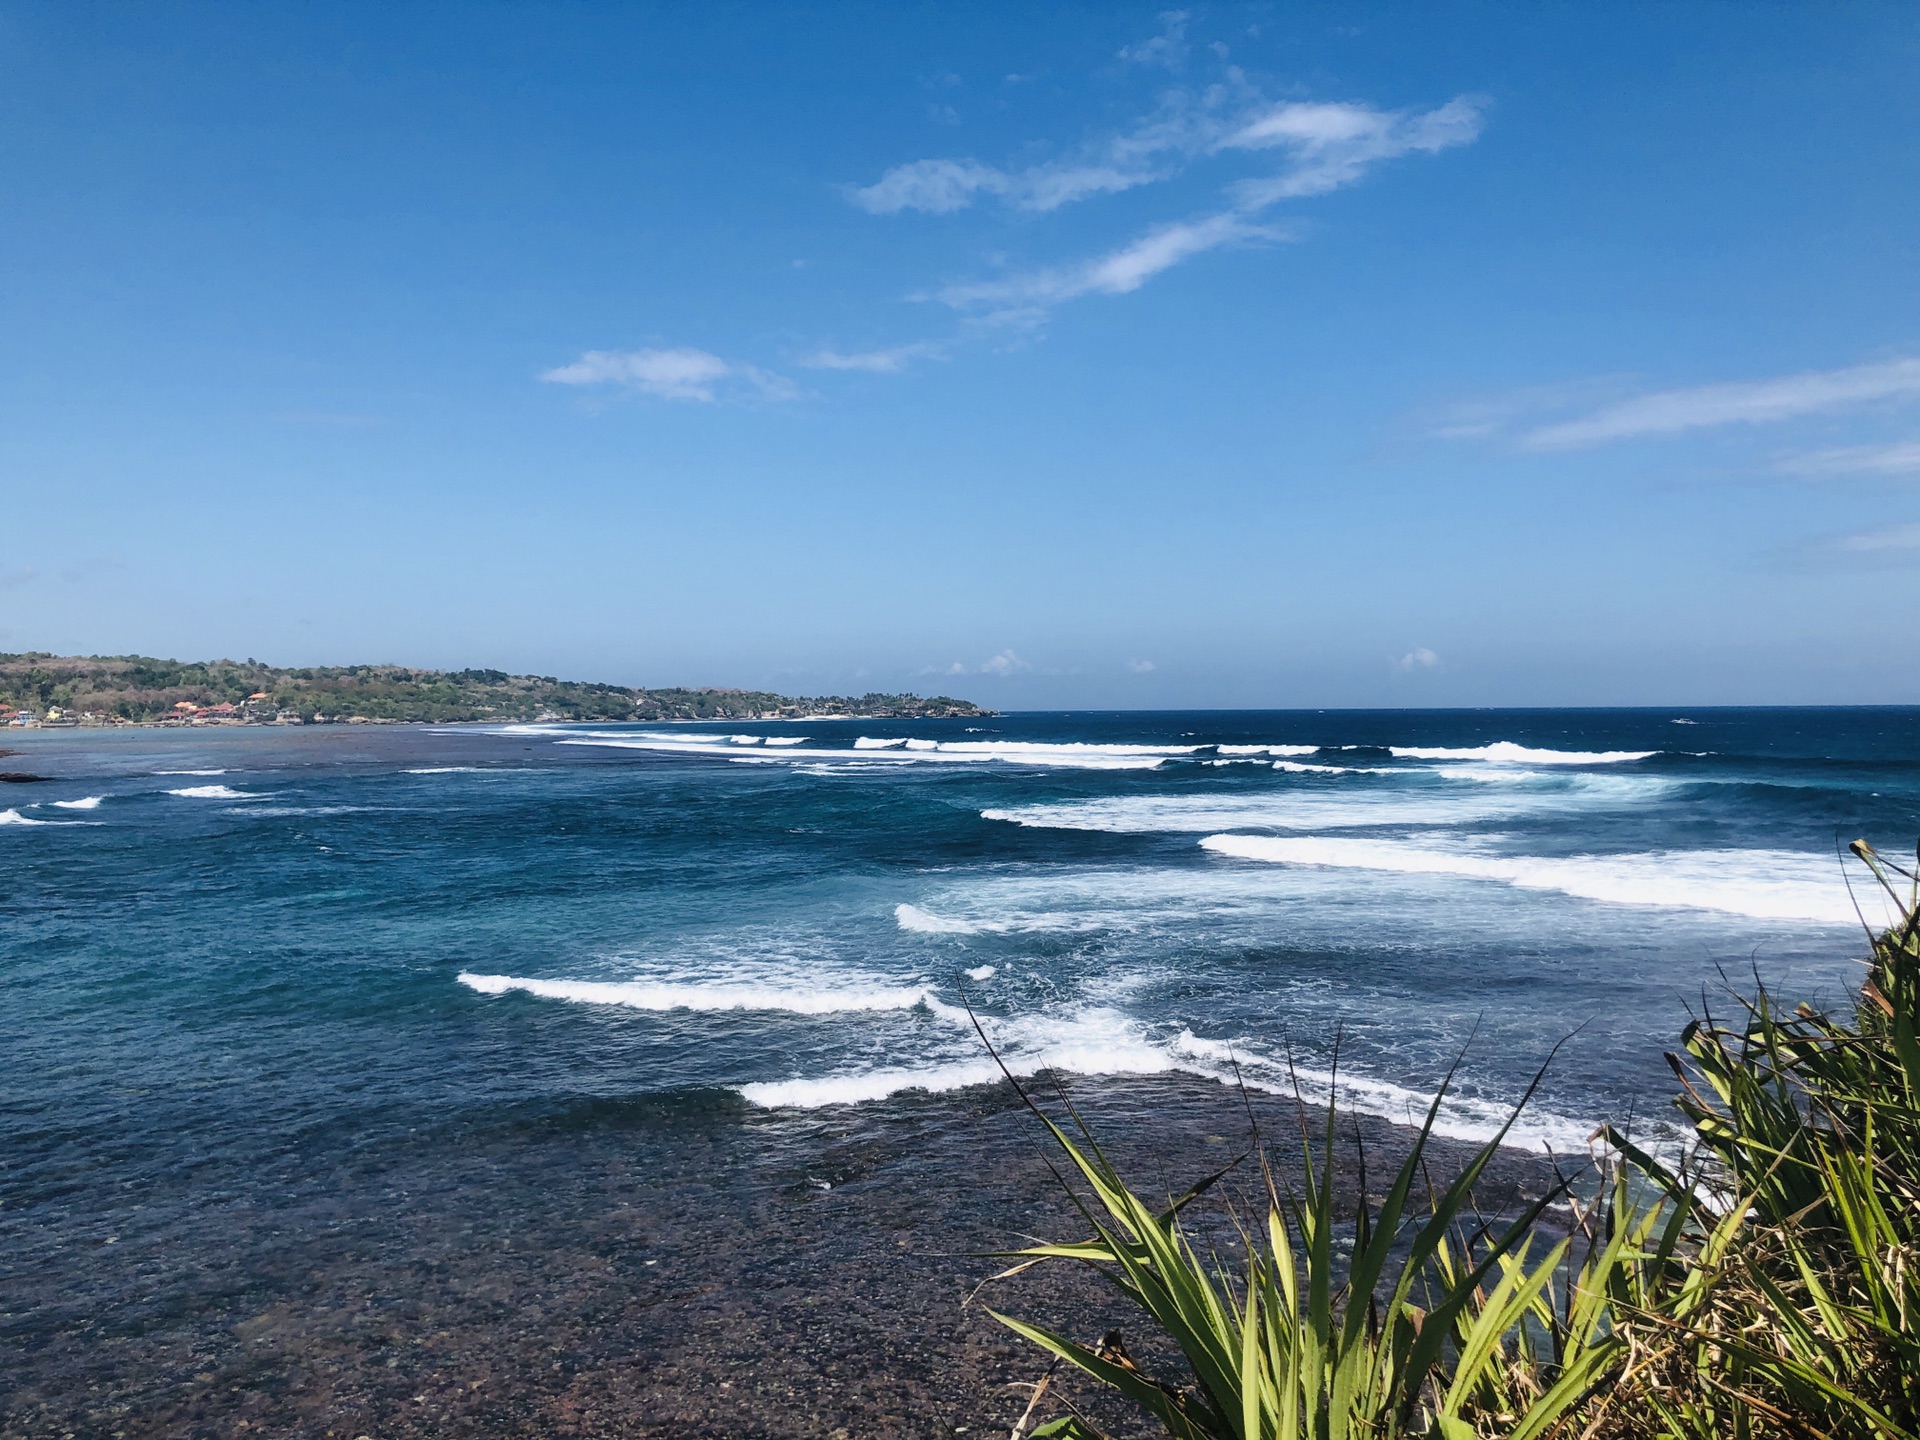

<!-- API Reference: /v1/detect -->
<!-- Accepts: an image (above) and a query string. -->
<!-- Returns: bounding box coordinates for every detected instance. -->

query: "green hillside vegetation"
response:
[0,653,992,724]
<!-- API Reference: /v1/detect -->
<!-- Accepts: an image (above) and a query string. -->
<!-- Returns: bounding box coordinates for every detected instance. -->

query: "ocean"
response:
[3,708,1915,1435]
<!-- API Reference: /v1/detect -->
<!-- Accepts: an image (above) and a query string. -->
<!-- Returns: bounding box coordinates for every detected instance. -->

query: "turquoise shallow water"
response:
[2,708,1917,1431]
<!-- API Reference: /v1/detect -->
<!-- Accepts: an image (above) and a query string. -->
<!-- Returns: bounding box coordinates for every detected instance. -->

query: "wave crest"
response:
[458,970,931,1016]
[1389,742,1655,765]
[1200,834,1856,925]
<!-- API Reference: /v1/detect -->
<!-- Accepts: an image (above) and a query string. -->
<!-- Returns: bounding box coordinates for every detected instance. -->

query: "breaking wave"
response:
[736,1004,1180,1108]
[982,777,1660,835]
[1200,835,1858,925]
[1388,742,1656,765]
[459,970,932,1015]
[0,807,89,827]
[167,785,261,800]
[732,1000,1598,1153]
[555,733,1190,770]
[1168,1033,1599,1154]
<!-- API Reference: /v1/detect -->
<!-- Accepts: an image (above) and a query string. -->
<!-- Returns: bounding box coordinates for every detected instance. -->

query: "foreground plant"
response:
[977,1054,1640,1439]
[980,840,1920,1440]
[1590,839,1920,1439]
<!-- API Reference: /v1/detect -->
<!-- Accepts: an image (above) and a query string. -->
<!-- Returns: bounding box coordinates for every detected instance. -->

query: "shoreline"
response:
[3,712,971,732]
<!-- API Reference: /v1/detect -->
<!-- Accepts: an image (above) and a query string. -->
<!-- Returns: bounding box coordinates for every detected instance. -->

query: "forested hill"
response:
[0,654,993,724]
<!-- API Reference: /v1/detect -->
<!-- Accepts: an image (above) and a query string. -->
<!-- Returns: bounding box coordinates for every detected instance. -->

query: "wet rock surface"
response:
[2,1076,1559,1439]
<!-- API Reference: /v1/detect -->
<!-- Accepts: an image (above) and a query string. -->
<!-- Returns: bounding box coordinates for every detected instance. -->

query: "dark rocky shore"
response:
[2,1075,1567,1440]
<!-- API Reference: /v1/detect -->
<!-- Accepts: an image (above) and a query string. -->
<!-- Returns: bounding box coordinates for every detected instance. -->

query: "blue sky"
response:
[2,3,1917,706]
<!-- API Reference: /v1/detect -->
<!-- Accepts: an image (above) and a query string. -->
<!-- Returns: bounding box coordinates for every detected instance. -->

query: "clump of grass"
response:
[979,839,1920,1440]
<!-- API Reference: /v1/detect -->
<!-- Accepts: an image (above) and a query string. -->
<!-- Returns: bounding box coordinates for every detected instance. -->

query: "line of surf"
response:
[552,735,1176,770]
[981,778,1660,835]
[733,1004,1598,1153]
[1389,742,1655,765]
[1200,834,1858,925]
[458,970,933,1015]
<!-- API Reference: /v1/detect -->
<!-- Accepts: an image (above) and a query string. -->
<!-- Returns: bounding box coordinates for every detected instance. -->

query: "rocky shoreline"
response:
[2,1074,1567,1440]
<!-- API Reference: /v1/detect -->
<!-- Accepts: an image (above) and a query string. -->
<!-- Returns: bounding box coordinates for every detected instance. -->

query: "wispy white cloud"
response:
[802,341,947,373]
[850,147,1175,216]
[852,92,1482,221]
[938,213,1288,311]
[1117,10,1189,69]
[541,348,798,404]
[850,159,1011,215]
[570,32,1489,401]
[1127,658,1156,673]
[1520,358,1920,450]
[1775,439,1920,478]
[1222,97,1486,205]
[979,650,1031,677]
[1396,647,1440,671]
[1422,378,1626,442]
[892,94,1478,324]
[843,15,1486,339]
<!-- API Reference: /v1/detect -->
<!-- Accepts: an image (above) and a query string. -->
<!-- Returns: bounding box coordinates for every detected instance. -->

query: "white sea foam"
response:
[1389,742,1655,765]
[893,901,1105,935]
[1220,744,1321,757]
[557,734,1181,770]
[895,903,977,933]
[405,766,486,774]
[0,807,90,827]
[764,736,808,746]
[1169,1033,1598,1154]
[1200,835,1859,925]
[168,784,261,800]
[52,795,104,809]
[737,1005,1179,1108]
[731,998,1594,1153]
[728,735,764,745]
[981,780,1646,835]
[937,740,1194,761]
[459,970,931,1015]
[965,965,997,981]
[231,805,376,817]
[156,768,226,776]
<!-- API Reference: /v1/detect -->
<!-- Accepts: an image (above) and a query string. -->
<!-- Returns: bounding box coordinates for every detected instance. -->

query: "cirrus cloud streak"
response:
[541,348,798,404]
[1519,358,1920,451]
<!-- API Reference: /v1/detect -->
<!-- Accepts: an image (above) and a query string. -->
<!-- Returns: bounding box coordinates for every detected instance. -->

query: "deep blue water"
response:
[4,706,1915,1203]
